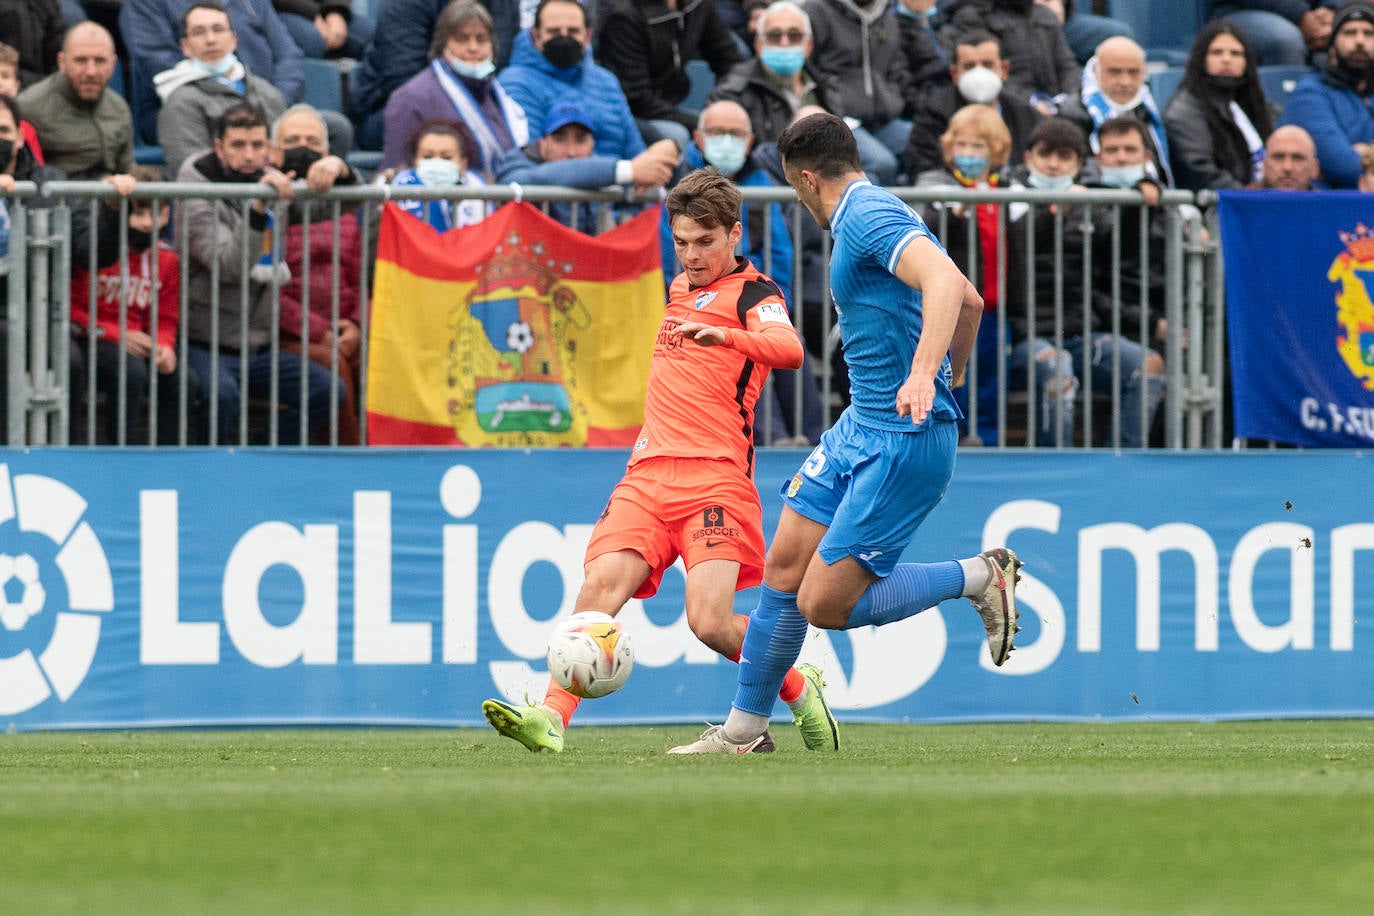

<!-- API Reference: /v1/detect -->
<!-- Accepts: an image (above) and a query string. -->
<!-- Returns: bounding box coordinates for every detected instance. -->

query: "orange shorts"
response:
[585,456,766,599]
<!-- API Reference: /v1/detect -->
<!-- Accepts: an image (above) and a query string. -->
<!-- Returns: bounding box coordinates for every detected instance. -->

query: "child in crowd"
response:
[386,118,491,232]
[0,43,44,163]
[915,103,1019,446]
[70,164,199,444]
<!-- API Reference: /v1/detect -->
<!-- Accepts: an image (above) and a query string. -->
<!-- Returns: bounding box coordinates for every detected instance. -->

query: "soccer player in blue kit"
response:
[670,112,1024,755]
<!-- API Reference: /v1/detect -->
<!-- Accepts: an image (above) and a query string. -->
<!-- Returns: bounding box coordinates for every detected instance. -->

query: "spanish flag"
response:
[366,202,664,446]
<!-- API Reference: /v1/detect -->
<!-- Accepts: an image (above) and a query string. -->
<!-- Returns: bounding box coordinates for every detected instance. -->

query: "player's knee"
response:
[687,613,737,656]
[796,593,848,630]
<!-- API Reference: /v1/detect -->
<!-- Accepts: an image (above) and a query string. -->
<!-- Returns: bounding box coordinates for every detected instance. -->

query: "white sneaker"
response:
[667,725,768,755]
[969,548,1022,667]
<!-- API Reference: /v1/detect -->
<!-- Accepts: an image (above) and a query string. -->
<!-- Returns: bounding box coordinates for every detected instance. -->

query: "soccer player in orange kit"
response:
[482,168,840,753]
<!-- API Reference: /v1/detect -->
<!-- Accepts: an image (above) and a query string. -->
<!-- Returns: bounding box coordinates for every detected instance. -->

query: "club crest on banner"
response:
[449,234,592,441]
[1330,224,1374,390]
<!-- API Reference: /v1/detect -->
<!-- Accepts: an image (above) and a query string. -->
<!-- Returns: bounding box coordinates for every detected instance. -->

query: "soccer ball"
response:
[547,611,634,699]
[0,553,45,632]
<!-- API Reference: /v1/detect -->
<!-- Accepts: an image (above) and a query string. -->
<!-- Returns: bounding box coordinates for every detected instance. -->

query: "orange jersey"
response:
[631,258,804,477]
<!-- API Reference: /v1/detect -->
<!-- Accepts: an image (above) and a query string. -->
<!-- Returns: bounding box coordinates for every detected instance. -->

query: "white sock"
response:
[722,708,769,743]
[959,556,992,597]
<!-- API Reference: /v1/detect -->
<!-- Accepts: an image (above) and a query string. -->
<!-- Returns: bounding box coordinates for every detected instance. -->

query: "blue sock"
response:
[732,584,809,717]
[843,561,965,629]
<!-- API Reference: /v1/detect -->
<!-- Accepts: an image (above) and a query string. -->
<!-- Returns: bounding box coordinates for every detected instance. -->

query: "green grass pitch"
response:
[4,721,1374,914]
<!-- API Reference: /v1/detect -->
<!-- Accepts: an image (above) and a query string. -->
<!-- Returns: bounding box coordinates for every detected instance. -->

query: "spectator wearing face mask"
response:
[497,0,646,161]
[388,118,492,232]
[906,28,1043,177]
[271,103,365,445]
[380,0,529,176]
[1080,36,1171,186]
[156,2,288,176]
[1163,19,1275,191]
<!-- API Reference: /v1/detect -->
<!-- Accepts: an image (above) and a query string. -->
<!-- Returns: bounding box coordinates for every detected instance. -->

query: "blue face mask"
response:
[1026,168,1075,190]
[759,46,806,78]
[895,3,937,20]
[953,154,990,178]
[703,134,749,176]
[1099,163,1146,189]
[448,55,495,80]
[195,52,239,78]
[415,157,462,187]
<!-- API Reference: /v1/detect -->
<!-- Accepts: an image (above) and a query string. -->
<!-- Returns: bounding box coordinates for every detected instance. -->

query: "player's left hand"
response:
[663,315,727,347]
[895,375,935,425]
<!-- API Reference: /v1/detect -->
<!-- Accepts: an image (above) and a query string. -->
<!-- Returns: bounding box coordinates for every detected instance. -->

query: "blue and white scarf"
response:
[431,59,530,178]
[1082,55,1174,188]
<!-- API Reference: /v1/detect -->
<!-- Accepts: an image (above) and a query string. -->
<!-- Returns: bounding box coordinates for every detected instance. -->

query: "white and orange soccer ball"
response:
[546,611,634,699]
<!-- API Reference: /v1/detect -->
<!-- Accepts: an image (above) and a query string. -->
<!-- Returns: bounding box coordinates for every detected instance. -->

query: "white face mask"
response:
[1026,168,1075,190]
[447,54,495,80]
[415,157,462,187]
[957,66,1003,104]
[195,52,239,78]
[1098,163,1146,189]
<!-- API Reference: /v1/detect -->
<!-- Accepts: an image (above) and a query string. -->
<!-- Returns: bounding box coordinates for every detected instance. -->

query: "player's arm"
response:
[892,235,983,424]
[663,300,804,370]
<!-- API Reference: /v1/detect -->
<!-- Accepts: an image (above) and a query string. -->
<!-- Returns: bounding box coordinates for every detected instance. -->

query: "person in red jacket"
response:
[70,164,200,444]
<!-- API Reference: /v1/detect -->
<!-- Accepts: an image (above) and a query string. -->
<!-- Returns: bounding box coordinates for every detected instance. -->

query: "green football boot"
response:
[482,699,565,753]
[791,663,840,751]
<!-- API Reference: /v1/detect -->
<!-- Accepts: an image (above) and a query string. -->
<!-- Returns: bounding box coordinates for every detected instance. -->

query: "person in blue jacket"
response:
[496,0,645,161]
[494,98,680,229]
[1281,1,1374,188]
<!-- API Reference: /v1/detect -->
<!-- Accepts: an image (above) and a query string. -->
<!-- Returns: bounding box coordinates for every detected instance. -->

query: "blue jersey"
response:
[828,179,963,432]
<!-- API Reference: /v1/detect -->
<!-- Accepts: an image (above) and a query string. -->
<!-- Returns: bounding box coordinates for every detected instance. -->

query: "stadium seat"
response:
[681,59,715,117]
[1149,67,1185,107]
[1105,0,1202,66]
[1257,65,1314,114]
[302,59,345,113]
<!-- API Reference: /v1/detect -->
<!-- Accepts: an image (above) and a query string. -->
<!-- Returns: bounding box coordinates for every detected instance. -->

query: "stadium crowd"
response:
[3,0,1373,447]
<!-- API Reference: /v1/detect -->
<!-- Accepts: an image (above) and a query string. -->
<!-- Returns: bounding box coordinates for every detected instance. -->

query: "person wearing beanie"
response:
[1280,0,1374,188]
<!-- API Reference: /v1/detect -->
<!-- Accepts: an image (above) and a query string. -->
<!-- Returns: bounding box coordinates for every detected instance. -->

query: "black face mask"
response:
[280,145,323,178]
[127,227,154,251]
[541,35,584,69]
[1206,73,1246,95]
[0,137,14,171]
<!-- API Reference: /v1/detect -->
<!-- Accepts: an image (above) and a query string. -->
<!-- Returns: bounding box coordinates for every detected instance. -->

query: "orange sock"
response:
[731,614,806,704]
[542,677,581,729]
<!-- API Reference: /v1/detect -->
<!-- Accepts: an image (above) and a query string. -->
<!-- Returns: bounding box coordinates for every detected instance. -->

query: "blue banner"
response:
[1,449,1371,731]
[1218,190,1374,446]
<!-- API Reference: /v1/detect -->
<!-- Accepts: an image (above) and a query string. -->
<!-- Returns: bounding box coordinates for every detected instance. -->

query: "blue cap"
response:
[543,99,593,135]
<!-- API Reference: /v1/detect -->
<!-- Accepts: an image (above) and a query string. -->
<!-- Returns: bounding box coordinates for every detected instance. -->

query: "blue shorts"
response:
[780,411,957,577]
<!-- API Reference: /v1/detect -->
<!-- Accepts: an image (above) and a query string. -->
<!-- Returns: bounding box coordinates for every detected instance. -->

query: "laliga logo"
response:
[0,464,114,716]
[1331,224,1374,390]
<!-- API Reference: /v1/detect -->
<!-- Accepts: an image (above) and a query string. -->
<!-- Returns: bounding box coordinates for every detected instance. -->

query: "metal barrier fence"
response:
[1,180,1225,449]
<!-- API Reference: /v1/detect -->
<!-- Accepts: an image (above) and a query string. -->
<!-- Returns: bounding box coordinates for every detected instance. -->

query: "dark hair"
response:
[533,0,587,31]
[429,0,497,60]
[1180,20,1273,137]
[215,101,268,139]
[777,111,861,179]
[1097,115,1149,147]
[953,28,1003,56]
[181,1,231,37]
[405,117,479,167]
[1027,116,1087,159]
[667,167,742,231]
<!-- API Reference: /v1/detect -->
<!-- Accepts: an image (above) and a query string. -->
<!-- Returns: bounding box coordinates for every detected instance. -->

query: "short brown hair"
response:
[666,167,742,231]
[0,42,19,70]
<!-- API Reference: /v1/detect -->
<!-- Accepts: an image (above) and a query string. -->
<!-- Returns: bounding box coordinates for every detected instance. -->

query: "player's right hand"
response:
[895,375,935,425]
